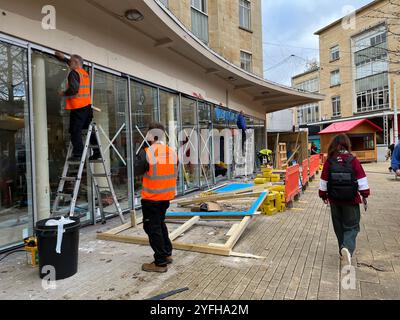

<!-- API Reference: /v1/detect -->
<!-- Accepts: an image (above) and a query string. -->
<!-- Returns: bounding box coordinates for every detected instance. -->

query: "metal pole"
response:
[394,81,398,145]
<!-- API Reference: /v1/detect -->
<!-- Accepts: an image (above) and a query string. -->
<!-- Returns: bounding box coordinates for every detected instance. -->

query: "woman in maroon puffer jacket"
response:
[319,134,370,266]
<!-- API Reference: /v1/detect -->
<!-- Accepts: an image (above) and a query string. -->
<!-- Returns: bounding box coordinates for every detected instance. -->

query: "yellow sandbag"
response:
[254,178,268,185]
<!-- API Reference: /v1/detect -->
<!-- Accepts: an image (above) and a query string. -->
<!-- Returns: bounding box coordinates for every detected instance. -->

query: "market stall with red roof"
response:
[319,119,382,162]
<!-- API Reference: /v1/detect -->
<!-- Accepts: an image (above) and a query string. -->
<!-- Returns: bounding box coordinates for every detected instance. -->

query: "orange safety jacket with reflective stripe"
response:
[141,143,178,201]
[65,68,92,110]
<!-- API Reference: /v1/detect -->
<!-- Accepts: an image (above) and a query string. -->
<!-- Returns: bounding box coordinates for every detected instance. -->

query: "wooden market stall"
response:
[319,119,382,163]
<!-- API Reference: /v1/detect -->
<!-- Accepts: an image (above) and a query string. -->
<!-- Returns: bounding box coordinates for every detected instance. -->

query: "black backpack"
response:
[327,156,359,201]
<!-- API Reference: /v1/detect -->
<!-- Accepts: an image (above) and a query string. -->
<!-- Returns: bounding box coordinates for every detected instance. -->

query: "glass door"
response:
[92,68,130,220]
[159,89,183,195]
[130,81,158,207]
[212,106,229,182]
[198,102,213,188]
[0,40,33,250]
[180,97,200,192]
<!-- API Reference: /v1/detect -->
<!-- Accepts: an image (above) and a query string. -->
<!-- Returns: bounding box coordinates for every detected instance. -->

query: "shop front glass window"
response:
[198,102,213,188]
[31,51,92,223]
[0,41,33,250]
[131,81,158,206]
[180,97,200,191]
[159,90,182,195]
[92,69,130,218]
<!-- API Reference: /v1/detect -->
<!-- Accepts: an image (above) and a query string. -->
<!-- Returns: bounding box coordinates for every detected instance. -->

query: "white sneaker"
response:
[340,248,352,266]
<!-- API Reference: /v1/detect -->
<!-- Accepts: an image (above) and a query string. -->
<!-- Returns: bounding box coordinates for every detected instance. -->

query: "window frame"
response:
[240,50,253,72]
[191,0,207,14]
[330,45,340,62]
[239,0,252,31]
[330,69,341,87]
[332,96,341,117]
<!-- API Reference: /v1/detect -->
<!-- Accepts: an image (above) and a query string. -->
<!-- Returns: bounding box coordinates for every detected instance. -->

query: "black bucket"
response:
[35,216,80,280]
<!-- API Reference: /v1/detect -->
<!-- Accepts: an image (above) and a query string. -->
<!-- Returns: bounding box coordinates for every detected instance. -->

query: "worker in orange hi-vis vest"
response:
[134,123,178,273]
[55,51,99,162]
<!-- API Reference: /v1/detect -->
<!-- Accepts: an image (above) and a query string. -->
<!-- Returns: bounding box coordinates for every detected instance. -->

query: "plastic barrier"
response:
[309,155,320,178]
[285,164,300,204]
[301,158,309,187]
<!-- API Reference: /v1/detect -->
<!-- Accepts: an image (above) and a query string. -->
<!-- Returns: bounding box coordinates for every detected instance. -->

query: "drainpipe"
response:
[32,54,51,220]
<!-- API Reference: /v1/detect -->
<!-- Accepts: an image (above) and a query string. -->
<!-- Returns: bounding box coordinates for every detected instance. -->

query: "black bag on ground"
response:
[327,156,359,201]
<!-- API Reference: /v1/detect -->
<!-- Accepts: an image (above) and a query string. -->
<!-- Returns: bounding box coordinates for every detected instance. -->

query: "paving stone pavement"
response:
[0,162,399,300]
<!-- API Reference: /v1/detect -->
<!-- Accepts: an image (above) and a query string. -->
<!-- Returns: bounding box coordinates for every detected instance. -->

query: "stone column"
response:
[32,54,51,220]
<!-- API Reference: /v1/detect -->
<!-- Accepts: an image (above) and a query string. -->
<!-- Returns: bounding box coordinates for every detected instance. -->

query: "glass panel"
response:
[191,8,209,44]
[212,107,229,181]
[0,41,32,250]
[198,102,213,188]
[159,90,182,195]
[31,52,91,223]
[92,69,129,219]
[253,119,265,169]
[180,97,199,191]
[131,81,158,206]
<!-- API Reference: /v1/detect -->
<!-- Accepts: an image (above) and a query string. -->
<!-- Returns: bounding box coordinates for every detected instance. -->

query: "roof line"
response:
[314,0,384,35]
[149,0,324,101]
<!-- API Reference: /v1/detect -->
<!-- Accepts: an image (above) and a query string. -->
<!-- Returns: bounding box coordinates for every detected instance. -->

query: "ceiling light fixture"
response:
[124,9,144,22]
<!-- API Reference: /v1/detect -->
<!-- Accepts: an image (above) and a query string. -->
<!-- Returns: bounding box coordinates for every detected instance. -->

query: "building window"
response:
[356,86,389,113]
[353,25,389,114]
[191,0,208,44]
[330,70,341,86]
[297,103,320,125]
[192,0,207,13]
[332,96,341,117]
[240,51,252,72]
[295,77,319,93]
[330,45,340,61]
[239,0,251,30]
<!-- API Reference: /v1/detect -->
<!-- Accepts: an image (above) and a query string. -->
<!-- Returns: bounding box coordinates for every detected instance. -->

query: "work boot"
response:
[142,262,168,273]
[166,256,173,264]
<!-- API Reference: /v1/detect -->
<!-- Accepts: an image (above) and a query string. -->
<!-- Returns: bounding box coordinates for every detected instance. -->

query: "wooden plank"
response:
[177,191,263,207]
[105,216,143,235]
[169,216,200,241]
[131,210,137,227]
[224,216,252,249]
[230,252,266,259]
[97,232,232,256]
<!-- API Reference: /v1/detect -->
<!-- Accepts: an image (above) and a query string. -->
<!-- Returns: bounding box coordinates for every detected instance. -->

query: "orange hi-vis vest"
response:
[65,68,92,110]
[142,143,178,201]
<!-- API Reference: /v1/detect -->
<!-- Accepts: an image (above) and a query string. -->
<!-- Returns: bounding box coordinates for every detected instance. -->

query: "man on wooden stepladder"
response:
[135,123,178,273]
[55,51,100,161]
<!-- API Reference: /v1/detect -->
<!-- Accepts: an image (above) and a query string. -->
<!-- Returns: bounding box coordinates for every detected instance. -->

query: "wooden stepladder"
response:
[51,122,125,224]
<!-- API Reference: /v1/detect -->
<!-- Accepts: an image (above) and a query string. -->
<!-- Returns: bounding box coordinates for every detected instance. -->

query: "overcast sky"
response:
[262,0,372,86]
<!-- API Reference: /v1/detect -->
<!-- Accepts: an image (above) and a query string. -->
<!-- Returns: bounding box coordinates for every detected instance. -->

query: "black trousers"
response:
[69,105,97,156]
[241,129,246,153]
[141,199,173,266]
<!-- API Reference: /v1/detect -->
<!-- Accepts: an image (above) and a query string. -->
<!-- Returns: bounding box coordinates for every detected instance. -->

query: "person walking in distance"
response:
[55,51,99,161]
[135,123,178,273]
[318,134,370,266]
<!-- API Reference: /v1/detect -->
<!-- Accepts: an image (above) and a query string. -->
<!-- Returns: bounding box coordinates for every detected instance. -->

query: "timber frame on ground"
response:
[97,192,268,259]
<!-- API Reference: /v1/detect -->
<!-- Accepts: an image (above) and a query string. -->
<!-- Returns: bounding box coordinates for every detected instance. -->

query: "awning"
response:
[87,0,324,114]
[319,119,383,135]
